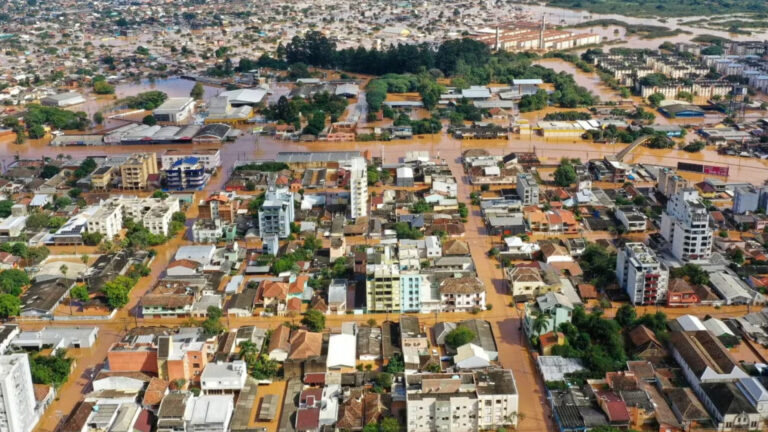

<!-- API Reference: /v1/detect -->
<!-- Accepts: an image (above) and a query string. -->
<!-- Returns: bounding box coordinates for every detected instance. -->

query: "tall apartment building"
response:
[348,157,368,219]
[657,168,688,198]
[164,157,206,190]
[0,354,39,432]
[86,200,124,238]
[120,153,158,190]
[616,242,669,305]
[516,173,539,206]
[660,189,713,262]
[733,186,759,214]
[405,370,519,432]
[400,273,430,313]
[366,247,401,312]
[258,187,294,239]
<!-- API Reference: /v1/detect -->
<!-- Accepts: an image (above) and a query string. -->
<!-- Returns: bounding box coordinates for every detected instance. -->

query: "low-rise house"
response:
[20,278,75,318]
[453,343,491,369]
[267,325,291,361]
[439,276,485,312]
[12,326,99,350]
[627,325,667,365]
[356,326,382,361]
[327,333,357,371]
[523,292,574,336]
[200,361,247,394]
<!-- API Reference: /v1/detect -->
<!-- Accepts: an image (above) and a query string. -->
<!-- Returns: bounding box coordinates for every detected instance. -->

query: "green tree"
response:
[0,269,30,296]
[0,201,12,218]
[70,285,89,302]
[384,352,405,373]
[41,164,61,179]
[142,114,157,126]
[301,309,325,332]
[445,326,475,348]
[202,306,225,336]
[554,159,577,187]
[172,212,186,223]
[190,82,205,100]
[93,80,115,95]
[531,312,550,336]
[615,304,637,328]
[647,92,665,108]
[375,372,393,391]
[0,294,20,319]
[93,112,104,125]
[379,417,400,432]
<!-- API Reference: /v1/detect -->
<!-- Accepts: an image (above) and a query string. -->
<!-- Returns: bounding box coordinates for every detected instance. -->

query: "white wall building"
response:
[516,173,539,206]
[153,97,195,123]
[405,370,518,432]
[348,157,368,219]
[660,189,713,262]
[616,242,669,305]
[162,149,222,171]
[86,201,124,238]
[0,354,39,432]
[200,361,247,394]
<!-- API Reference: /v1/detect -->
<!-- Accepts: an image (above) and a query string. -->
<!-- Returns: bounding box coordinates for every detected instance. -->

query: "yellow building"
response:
[120,153,158,190]
[90,165,114,190]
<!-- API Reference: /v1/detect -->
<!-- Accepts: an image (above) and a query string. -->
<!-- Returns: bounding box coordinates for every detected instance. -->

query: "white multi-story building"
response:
[162,149,222,171]
[348,157,368,219]
[660,189,713,262]
[0,354,39,432]
[400,273,429,312]
[616,242,669,305]
[405,370,518,432]
[86,200,124,238]
[516,173,539,206]
[258,187,294,239]
[113,195,181,236]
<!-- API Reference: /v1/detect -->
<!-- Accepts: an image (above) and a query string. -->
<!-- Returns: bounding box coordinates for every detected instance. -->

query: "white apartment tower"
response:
[0,354,39,432]
[660,189,713,262]
[348,157,368,219]
[616,242,669,305]
[405,370,519,432]
[516,173,539,206]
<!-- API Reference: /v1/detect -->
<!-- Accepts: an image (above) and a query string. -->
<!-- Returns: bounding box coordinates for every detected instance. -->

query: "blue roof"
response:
[172,156,200,167]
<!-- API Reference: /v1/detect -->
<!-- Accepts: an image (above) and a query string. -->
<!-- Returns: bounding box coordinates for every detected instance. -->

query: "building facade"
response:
[617,242,669,305]
[258,187,295,239]
[164,157,206,190]
[516,173,539,206]
[660,189,713,262]
[0,354,39,432]
[120,153,158,190]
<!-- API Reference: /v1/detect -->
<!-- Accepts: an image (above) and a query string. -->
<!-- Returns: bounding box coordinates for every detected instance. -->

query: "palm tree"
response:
[59,264,68,278]
[531,311,550,336]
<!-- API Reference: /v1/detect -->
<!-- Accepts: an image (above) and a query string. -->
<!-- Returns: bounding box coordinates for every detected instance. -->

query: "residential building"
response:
[198,193,237,223]
[184,394,234,432]
[153,97,195,123]
[200,361,247,394]
[516,172,539,206]
[733,186,760,215]
[120,153,158,190]
[657,168,688,198]
[111,195,180,236]
[615,206,647,232]
[164,157,206,190]
[400,273,430,312]
[258,186,295,239]
[523,292,573,336]
[660,189,713,262]
[366,262,401,313]
[348,157,368,219]
[616,243,669,305]
[162,149,221,171]
[439,276,485,312]
[405,370,519,432]
[86,200,123,239]
[0,354,38,432]
[90,165,114,190]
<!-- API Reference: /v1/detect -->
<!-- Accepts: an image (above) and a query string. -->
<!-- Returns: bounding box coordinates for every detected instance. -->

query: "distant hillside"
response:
[547,0,768,17]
